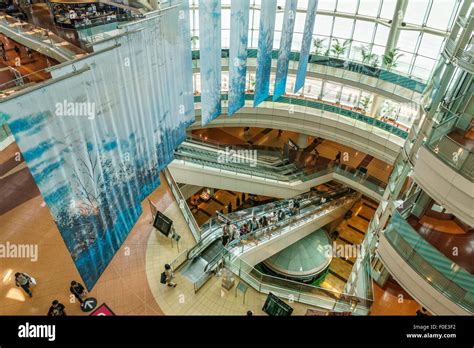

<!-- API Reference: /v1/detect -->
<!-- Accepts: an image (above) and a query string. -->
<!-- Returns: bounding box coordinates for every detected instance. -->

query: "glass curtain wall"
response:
[188,0,461,81]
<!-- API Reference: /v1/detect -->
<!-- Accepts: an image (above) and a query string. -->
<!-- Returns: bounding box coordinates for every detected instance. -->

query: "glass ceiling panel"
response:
[379,0,396,19]
[404,0,430,26]
[358,0,381,17]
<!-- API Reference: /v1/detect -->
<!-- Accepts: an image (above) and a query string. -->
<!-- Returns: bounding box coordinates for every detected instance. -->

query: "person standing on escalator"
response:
[222,222,231,246]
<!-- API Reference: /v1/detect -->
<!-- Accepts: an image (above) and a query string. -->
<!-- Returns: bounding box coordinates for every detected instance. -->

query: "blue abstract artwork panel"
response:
[228,0,250,116]
[273,0,297,101]
[294,0,318,93]
[199,0,222,125]
[0,10,190,290]
[253,0,277,107]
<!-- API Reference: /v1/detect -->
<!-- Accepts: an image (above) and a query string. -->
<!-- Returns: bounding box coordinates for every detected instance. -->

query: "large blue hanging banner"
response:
[0,10,190,290]
[177,0,196,126]
[273,0,298,101]
[199,0,222,125]
[294,0,318,93]
[228,0,250,116]
[253,0,277,107]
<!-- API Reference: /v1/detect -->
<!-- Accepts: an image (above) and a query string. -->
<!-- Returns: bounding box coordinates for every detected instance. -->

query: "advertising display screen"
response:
[153,211,173,237]
[262,293,293,316]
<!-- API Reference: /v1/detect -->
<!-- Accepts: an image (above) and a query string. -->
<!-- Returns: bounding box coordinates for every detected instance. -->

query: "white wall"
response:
[413,147,474,226]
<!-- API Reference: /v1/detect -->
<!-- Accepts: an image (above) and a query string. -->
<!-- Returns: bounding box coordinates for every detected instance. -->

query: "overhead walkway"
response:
[169,137,386,201]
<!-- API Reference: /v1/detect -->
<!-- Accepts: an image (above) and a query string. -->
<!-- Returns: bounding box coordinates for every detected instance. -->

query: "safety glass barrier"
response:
[163,168,201,242]
[226,191,359,256]
[0,14,84,60]
[384,211,474,313]
[427,134,473,182]
[222,249,372,313]
[175,143,387,194]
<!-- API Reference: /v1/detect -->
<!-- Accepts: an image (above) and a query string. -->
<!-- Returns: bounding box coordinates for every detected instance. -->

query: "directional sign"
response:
[81,297,97,312]
[90,303,115,316]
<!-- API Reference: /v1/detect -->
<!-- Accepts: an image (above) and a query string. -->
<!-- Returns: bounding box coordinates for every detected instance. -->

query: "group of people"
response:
[0,41,33,62]
[14,272,87,316]
[220,198,304,247]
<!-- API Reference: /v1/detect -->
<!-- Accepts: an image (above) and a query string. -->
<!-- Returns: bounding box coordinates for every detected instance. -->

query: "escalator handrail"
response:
[226,190,359,251]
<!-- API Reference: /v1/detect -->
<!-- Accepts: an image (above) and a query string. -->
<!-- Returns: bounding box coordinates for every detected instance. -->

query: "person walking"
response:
[227,202,232,213]
[335,151,342,164]
[48,300,66,316]
[222,222,231,246]
[26,47,33,59]
[15,272,33,297]
[70,280,87,304]
[164,264,177,288]
[236,196,240,207]
[14,45,20,57]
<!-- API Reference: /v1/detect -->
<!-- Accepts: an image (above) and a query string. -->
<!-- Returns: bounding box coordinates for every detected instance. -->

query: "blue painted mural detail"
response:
[228,0,250,116]
[1,11,190,290]
[199,0,222,125]
[273,0,298,101]
[294,0,318,93]
[253,0,277,107]
[176,0,196,126]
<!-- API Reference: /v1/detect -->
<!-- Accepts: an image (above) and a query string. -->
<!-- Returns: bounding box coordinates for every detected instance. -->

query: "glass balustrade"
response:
[175,140,387,194]
[384,210,474,313]
[426,113,473,181]
[219,248,372,314]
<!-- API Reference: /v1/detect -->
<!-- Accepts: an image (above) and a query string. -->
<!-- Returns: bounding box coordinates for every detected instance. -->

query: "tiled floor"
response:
[0,173,175,316]
[145,200,328,315]
[370,278,422,316]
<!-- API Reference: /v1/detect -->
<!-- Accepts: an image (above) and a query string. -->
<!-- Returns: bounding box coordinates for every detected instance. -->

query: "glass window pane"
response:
[373,24,389,46]
[318,0,337,12]
[404,0,430,25]
[417,33,444,58]
[353,20,375,43]
[426,0,458,30]
[332,17,354,39]
[379,0,396,19]
[337,0,358,13]
[358,0,381,17]
[314,15,333,36]
[397,30,420,53]
[413,55,436,80]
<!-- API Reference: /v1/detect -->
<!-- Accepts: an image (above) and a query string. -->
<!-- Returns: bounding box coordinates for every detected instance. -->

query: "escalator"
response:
[179,186,359,291]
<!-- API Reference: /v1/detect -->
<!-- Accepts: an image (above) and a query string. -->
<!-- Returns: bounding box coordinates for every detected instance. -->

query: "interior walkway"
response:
[192,127,393,184]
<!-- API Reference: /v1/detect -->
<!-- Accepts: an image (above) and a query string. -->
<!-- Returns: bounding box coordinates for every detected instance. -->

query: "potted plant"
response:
[190,35,199,50]
[330,39,350,59]
[312,38,326,55]
[383,48,403,71]
[358,95,371,113]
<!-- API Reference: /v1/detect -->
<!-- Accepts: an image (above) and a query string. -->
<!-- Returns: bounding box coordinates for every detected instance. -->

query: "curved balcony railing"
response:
[193,93,409,139]
[426,115,474,182]
[191,49,427,94]
[175,138,387,195]
[384,210,474,314]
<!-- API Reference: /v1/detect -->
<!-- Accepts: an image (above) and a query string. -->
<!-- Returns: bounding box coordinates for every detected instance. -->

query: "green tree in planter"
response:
[312,38,326,55]
[361,46,380,68]
[359,95,371,113]
[383,48,403,70]
[330,39,350,59]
